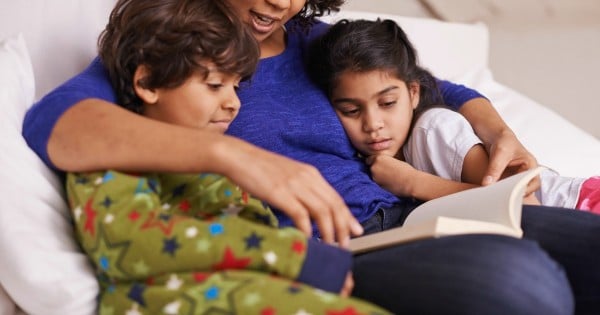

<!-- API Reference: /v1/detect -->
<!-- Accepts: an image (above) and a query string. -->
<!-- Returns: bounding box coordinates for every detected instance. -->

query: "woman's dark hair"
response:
[98,0,260,113]
[307,18,444,117]
[293,0,346,30]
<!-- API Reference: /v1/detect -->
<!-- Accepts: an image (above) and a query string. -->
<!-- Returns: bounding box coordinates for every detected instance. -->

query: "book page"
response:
[348,166,545,253]
[350,216,522,253]
[403,166,544,230]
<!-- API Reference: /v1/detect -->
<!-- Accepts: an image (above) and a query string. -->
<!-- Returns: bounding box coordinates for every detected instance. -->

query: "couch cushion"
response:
[0,33,98,315]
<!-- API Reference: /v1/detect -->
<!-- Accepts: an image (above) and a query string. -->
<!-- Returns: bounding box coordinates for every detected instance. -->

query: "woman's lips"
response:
[250,11,279,34]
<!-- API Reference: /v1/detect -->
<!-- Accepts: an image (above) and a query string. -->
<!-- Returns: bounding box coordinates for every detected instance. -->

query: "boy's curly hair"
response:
[98,0,259,114]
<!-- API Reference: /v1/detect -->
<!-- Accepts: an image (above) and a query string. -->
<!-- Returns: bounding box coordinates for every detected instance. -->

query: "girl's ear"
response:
[409,81,420,109]
[133,65,158,104]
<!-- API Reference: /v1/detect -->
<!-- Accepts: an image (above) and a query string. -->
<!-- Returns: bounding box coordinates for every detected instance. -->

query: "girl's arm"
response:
[368,155,477,201]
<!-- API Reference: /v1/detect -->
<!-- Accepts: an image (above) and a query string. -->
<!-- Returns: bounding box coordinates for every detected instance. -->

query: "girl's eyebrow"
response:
[377,85,399,96]
[332,85,399,104]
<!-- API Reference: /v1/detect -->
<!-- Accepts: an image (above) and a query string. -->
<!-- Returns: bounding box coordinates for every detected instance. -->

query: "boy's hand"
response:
[340,272,355,297]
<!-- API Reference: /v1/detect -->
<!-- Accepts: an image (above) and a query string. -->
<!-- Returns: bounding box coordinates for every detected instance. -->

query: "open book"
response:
[349,166,545,254]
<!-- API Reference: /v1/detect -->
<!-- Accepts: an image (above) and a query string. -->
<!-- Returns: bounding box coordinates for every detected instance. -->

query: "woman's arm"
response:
[436,79,538,188]
[24,59,362,246]
[458,97,538,187]
[51,100,362,245]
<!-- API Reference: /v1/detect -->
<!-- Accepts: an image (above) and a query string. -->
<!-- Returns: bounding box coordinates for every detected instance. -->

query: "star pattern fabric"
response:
[66,171,390,314]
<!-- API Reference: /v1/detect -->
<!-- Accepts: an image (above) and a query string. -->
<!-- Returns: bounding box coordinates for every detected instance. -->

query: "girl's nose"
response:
[363,113,384,133]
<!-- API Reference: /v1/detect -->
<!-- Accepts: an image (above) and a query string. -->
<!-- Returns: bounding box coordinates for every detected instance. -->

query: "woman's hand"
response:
[216,137,364,248]
[49,101,363,248]
[458,97,539,194]
[482,129,540,194]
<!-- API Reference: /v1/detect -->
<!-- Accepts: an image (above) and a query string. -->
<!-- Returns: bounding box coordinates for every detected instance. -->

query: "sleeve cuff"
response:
[296,238,352,293]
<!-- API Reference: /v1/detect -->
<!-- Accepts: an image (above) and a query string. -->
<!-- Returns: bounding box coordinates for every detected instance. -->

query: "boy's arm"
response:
[66,171,351,293]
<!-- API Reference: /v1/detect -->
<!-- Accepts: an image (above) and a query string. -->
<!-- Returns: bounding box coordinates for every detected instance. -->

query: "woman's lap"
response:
[352,233,573,315]
[352,204,600,315]
[521,205,600,314]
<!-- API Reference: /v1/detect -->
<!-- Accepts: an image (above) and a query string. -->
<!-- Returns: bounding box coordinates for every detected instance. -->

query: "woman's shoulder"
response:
[286,19,331,42]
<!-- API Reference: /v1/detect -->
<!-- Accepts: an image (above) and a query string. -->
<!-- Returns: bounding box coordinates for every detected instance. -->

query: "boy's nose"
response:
[223,90,241,113]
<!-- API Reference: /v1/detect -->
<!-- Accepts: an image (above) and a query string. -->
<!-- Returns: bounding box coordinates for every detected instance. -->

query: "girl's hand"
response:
[366,154,417,197]
[482,129,540,195]
[218,137,363,247]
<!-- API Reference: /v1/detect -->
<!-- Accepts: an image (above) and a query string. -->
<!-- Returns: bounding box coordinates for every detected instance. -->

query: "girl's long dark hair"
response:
[307,18,445,118]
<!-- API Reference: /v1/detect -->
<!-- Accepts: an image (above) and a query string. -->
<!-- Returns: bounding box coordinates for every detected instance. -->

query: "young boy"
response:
[308,18,600,212]
[66,1,390,314]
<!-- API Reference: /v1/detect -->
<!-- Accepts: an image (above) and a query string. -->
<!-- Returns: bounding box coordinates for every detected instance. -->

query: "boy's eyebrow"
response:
[332,85,399,103]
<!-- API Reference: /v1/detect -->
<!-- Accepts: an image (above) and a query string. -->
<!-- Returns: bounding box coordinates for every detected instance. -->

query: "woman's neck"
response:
[259,27,287,59]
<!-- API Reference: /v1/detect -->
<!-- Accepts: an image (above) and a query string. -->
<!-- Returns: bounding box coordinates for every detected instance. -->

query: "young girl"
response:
[308,18,600,213]
[65,1,389,313]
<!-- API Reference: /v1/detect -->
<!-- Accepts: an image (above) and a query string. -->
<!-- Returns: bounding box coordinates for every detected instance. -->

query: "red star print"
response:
[326,307,364,315]
[261,307,276,315]
[145,277,155,285]
[178,200,191,213]
[291,240,305,255]
[212,247,252,270]
[241,191,249,204]
[83,198,97,236]
[140,211,188,236]
[128,210,141,221]
[193,272,210,283]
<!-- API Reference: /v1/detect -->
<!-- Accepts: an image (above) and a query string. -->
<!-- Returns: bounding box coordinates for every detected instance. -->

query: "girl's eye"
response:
[340,108,360,117]
[381,101,397,107]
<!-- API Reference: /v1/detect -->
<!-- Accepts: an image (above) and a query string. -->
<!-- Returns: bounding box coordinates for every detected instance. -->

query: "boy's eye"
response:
[207,83,223,90]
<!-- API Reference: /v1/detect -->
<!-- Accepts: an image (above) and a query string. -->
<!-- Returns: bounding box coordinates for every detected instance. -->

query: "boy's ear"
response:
[133,65,158,104]
[409,81,420,109]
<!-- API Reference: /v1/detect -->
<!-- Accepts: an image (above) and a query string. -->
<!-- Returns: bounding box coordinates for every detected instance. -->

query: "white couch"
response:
[1,1,599,314]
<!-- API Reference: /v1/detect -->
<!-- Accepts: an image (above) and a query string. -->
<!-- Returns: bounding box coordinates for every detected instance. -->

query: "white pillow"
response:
[0,284,16,315]
[0,34,98,315]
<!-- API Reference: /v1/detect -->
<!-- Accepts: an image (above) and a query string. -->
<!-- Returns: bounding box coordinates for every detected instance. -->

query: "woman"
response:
[23,0,599,314]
